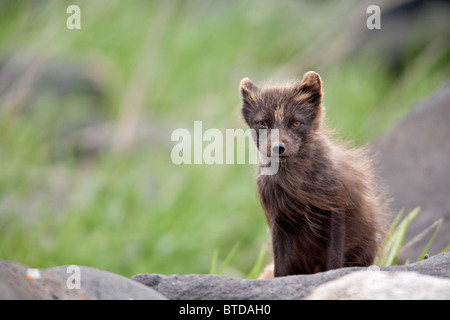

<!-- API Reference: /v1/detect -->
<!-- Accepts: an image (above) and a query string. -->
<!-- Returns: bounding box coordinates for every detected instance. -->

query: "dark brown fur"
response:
[240,72,389,276]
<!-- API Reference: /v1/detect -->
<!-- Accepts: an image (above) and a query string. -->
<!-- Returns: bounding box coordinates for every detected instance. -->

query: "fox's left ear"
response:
[295,71,322,105]
[296,71,324,130]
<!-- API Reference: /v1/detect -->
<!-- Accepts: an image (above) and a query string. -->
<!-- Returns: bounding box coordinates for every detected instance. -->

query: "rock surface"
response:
[0,260,166,300]
[48,265,167,300]
[0,260,85,300]
[305,270,450,300]
[1,250,448,300]
[132,251,450,300]
[373,82,450,262]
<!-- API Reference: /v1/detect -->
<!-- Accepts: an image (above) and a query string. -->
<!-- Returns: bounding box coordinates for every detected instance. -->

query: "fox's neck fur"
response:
[257,130,343,234]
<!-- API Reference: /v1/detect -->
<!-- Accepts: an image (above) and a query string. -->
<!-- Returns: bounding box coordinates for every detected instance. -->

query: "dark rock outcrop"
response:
[373,83,450,262]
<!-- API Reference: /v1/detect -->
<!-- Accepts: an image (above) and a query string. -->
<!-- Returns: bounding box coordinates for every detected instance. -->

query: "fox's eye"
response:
[293,121,302,127]
[256,121,268,128]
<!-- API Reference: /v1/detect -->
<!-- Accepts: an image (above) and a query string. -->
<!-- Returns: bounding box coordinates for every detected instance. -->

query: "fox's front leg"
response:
[272,223,292,277]
[326,212,345,270]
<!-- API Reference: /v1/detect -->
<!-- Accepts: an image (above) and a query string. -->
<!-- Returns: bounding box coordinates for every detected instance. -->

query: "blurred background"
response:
[0,0,448,278]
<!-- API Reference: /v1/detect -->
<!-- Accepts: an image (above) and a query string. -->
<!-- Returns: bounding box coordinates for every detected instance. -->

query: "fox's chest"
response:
[257,177,304,219]
[256,174,331,233]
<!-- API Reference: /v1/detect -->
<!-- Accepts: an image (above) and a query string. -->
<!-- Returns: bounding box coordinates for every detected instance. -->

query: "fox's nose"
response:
[272,144,285,155]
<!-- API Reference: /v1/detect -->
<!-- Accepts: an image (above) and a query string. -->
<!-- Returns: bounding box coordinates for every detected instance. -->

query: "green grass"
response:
[375,208,449,267]
[0,1,448,278]
[375,208,421,267]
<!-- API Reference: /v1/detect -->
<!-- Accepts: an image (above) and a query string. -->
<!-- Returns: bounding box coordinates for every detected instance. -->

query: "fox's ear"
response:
[239,77,259,104]
[295,71,322,105]
[296,71,324,130]
[240,78,259,126]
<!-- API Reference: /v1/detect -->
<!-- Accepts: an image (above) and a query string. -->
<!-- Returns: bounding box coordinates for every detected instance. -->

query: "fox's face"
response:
[240,71,324,160]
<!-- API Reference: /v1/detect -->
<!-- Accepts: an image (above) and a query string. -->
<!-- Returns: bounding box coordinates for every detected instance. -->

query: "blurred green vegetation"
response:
[0,0,448,278]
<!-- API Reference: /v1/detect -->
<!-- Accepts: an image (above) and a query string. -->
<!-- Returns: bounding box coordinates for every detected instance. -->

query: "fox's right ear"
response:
[240,78,259,126]
[239,77,259,104]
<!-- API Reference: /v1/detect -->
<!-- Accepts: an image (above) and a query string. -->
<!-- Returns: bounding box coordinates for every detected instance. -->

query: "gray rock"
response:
[132,251,450,300]
[305,271,450,300]
[0,260,85,300]
[1,251,448,300]
[373,83,450,262]
[381,250,450,278]
[133,272,308,300]
[0,260,166,300]
[48,265,166,300]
